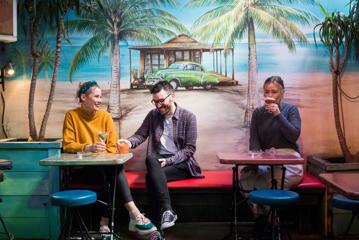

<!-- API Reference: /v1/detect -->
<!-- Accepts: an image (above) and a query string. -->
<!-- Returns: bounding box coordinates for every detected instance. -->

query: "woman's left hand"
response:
[265,103,281,116]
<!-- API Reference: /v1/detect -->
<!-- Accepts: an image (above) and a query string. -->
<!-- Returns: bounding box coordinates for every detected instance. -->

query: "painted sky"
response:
[66,0,349,43]
[164,0,349,38]
[6,0,356,83]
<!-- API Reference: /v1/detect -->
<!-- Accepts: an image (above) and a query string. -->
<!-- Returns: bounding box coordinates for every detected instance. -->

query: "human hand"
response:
[158,158,167,168]
[264,103,280,116]
[86,142,106,152]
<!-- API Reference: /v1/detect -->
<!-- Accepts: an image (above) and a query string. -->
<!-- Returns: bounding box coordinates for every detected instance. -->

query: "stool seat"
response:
[333,194,359,212]
[51,190,97,207]
[0,159,12,170]
[249,189,299,206]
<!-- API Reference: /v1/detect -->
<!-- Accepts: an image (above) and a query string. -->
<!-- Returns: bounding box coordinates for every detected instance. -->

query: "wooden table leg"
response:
[324,186,334,238]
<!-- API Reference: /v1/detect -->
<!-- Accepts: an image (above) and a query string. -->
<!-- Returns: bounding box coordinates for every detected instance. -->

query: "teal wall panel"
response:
[0,172,49,195]
[0,218,50,239]
[0,196,49,217]
[0,149,56,171]
[0,139,61,240]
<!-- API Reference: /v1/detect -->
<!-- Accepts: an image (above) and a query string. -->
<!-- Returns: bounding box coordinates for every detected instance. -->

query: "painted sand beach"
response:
[3,72,359,171]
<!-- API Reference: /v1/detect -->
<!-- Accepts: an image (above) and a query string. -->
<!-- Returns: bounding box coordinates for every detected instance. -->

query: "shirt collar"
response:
[172,102,179,120]
[78,107,98,120]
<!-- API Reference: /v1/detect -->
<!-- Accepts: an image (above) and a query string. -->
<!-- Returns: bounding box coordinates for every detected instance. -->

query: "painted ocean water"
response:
[7,35,359,84]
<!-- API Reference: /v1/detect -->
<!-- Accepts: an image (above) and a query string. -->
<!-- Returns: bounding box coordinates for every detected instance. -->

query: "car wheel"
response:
[169,80,179,90]
[185,86,193,90]
[203,82,213,90]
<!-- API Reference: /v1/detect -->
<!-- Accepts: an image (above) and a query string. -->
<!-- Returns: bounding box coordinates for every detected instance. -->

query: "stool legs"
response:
[75,209,91,239]
[342,212,358,240]
[263,207,289,240]
[0,212,13,240]
[58,207,92,240]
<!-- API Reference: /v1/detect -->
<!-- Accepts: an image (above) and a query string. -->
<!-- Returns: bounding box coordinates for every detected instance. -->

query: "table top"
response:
[319,171,359,200]
[39,152,133,166]
[217,152,305,165]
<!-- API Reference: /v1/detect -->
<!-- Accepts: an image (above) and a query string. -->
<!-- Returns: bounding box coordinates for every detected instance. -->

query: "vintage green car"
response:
[145,61,219,90]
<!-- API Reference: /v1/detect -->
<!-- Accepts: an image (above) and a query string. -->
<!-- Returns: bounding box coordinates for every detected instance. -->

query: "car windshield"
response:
[168,63,184,69]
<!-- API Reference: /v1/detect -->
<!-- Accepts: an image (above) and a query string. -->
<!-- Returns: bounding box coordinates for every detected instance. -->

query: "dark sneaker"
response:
[160,210,178,230]
[149,231,165,240]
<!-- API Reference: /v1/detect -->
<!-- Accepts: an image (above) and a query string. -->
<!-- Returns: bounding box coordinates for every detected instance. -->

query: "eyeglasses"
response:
[151,93,172,105]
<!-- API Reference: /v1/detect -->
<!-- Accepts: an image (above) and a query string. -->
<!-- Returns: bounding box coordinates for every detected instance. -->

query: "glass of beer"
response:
[117,140,130,154]
[264,97,276,105]
[264,97,276,113]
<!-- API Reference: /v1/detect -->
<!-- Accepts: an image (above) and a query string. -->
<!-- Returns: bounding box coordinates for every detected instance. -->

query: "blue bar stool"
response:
[332,194,359,238]
[249,189,299,240]
[0,159,14,240]
[51,189,97,240]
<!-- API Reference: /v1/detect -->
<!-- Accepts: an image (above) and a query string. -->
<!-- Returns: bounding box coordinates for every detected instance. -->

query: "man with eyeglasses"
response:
[119,81,202,233]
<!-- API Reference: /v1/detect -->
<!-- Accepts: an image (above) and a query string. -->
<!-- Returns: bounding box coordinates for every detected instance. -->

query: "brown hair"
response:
[77,81,99,102]
[263,76,285,89]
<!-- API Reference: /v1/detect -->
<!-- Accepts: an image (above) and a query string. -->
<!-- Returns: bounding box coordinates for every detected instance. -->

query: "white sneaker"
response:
[128,213,157,235]
[99,225,111,233]
[160,210,178,230]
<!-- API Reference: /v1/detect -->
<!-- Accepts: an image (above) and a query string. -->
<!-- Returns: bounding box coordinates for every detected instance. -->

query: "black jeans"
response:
[145,153,191,222]
[67,165,133,217]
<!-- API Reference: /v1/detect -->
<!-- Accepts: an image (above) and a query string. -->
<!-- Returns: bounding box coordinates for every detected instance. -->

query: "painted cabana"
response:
[128,34,235,88]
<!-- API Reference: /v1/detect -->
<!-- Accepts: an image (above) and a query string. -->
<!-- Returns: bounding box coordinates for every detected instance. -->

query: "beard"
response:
[157,104,171,116]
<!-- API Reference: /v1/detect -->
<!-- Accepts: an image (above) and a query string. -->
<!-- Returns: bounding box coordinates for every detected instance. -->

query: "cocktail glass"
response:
[98,132,109,143]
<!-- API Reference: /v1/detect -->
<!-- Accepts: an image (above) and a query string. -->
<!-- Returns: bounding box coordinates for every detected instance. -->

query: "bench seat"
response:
[295,172,325,189]
[125,170,325,190]
[125,170,232,189]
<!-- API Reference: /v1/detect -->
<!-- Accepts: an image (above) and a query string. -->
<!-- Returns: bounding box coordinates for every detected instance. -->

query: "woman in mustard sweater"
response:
[63,81,156,235]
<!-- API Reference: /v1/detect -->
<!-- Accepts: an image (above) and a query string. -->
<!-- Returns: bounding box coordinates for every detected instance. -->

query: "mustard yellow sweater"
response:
[62,108,117,153]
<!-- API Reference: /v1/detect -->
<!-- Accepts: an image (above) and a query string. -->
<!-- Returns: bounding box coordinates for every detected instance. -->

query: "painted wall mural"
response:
[1,0,359,170]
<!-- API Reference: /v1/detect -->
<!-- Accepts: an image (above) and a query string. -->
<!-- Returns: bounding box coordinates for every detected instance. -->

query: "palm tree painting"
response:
[17,0,80,140]
[8,45,31,80]
[186,0,319,126]
[67,0,188,121]
[39,44,55,81]
[314,1,359,162]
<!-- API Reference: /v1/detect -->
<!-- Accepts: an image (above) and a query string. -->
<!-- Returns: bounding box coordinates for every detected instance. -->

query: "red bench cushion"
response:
[126,170,325,190]
[126,171,232,189]
[294,172,325,189]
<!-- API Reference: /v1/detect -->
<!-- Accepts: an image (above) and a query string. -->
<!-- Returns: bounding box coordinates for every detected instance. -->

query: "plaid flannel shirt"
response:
[128,104,202,177]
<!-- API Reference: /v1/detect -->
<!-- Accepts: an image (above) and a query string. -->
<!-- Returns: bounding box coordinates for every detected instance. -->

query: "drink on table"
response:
[118,140,130,154]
